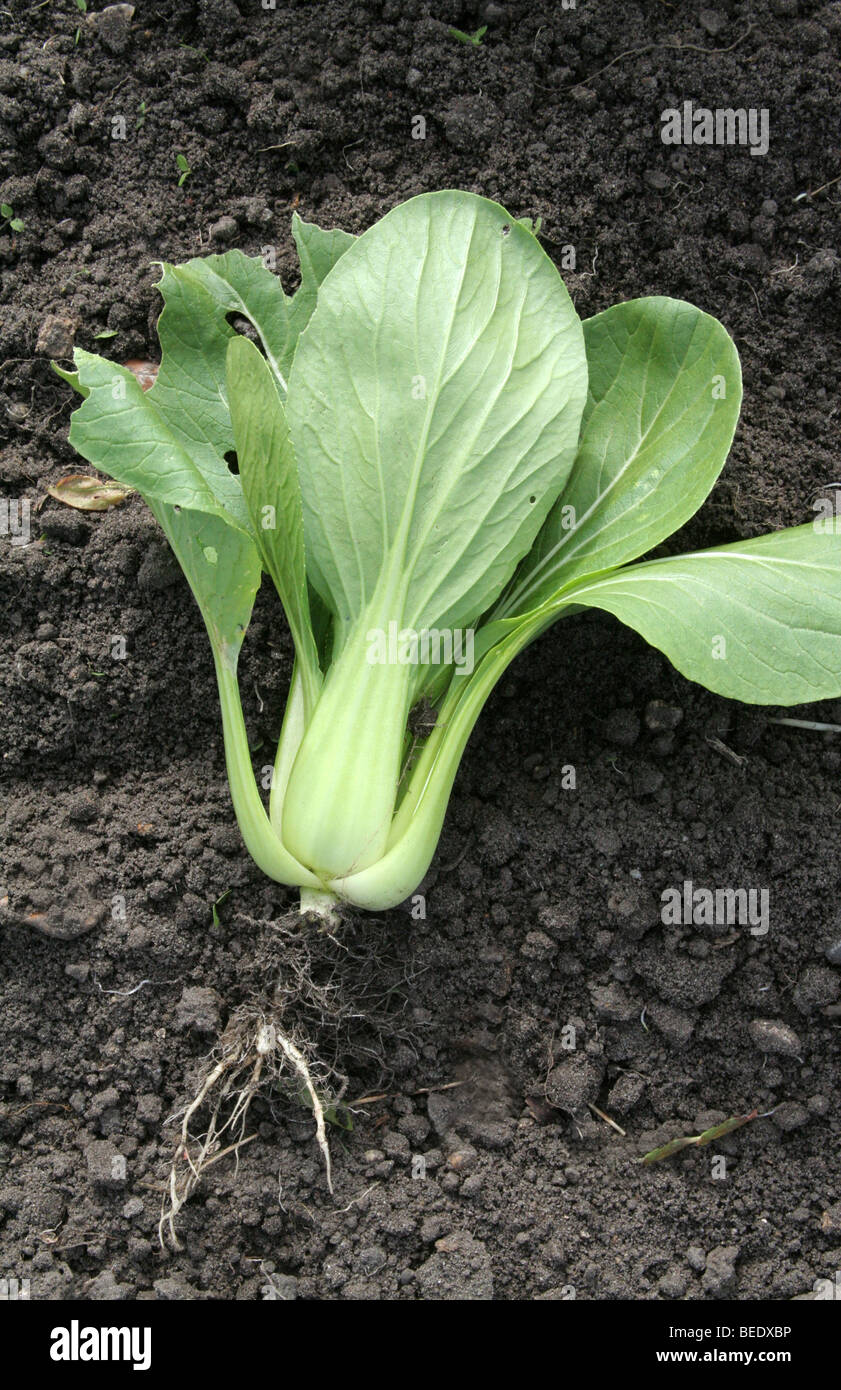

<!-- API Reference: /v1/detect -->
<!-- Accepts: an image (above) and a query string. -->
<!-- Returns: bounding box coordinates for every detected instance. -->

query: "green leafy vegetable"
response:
[54,190,841,916]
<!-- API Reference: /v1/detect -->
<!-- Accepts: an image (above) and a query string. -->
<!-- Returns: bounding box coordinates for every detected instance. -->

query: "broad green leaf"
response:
[348,520,841,904]
[62,236,350,532]
[151,236,353,429]
[51,362,87,397]
[285,190,588,642]
[560,524,841,705]
[151,250,294,417]
[68,351,250,528]
[499,297,742,614]
[290,213,356,312]
[226,335,321,709]
[149,500,261,667]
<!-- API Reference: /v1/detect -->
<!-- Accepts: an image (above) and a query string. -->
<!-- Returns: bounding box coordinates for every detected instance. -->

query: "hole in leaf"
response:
[224,449,240,475]
[529,494,536,503]
[501,224,510,237]
[225,313,266,356]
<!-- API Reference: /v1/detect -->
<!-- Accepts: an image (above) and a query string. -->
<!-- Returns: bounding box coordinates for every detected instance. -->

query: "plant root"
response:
[158,911,419,1249]
[159,1008,334,1250]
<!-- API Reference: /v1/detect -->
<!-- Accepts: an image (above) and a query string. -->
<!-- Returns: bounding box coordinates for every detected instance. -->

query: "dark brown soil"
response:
[2,0,841,1303]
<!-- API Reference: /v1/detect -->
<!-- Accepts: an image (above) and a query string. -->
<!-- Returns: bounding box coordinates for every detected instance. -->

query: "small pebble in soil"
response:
[648,1001,696,1047]
[209,215,238,244]
[174,985,222,1034]
[701,1245,740,1297]
[607,1072,645,1114]
[771,1101,809,1131]
[85,1139,126,1188]
[35,314,77,358]
[824,937,841,966]
[747,1018,802,1056]
[792,964,840,1013]
[698,9,725,37]
[644,700,683,732]
[415,1230,494,1301]
[589,981,636,1023]
[520,929,556,960]
[820,1203,841,1236]
[545,1054,603,1112]
[604,708,640,747]
[657,1268,688,1298]
[89,4,135,55]
[86,1269,134,1300]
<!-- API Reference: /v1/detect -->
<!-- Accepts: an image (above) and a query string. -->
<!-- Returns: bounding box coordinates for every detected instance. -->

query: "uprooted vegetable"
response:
[55,190,841,917]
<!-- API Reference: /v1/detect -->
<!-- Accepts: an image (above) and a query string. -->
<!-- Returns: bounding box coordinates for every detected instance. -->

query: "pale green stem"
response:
[327,609,554,910]
[213,650,323,889]
[281,569,413,879]
[269,662,309,836]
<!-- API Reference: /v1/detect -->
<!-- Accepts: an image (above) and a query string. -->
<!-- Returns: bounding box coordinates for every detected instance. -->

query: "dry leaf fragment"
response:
[123,359,159,390]
[46,475,135,511]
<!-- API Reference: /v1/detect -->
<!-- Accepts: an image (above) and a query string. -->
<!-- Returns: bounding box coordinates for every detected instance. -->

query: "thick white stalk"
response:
[281,627,412,879]
[298,887,341,924]
[326,610,554,909]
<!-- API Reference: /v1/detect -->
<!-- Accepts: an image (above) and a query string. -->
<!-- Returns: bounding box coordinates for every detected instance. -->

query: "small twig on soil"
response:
[95,977,152,997]
[413,1079,467,1095]
[39,1234,104,1252]
[6,1099,71,1118]
[725,273,764,320]
[769,717,841,734]
[93,974,182,998]
[334,1185,378,1213]
[565,25,754,92]
[89,78,130,116]
[350,1078,467,1106]
[588,1102,626,1136]
[793,172,841,202]
[705,735,747,767]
